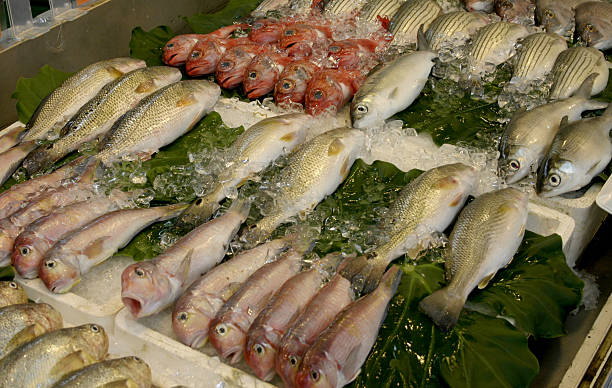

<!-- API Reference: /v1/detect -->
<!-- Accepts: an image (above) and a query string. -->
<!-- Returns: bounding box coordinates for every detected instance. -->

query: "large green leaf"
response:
[186,0,259,34]
[129,26,175,66]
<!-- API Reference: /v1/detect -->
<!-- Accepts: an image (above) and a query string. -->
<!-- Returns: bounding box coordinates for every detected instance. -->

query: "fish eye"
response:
[313,90,323,100]
[20,246,30,256]
[44,260,56,269]
[586,23,594,32]
[9,282,17,289]
[90,324,100,333]
[284,29,295,36]
[190,51,201,59]
[135,268,145,277]
[178,312,188,321]
[310,370,320,381]
[195,198,203,206]
[544,9,554,18]
[253,22,263,29]
[548,173,561,187]
[166,43,174,48]
[356,105,368,114]
[508,159,520,171]
[281,80,294,90]
[329,45,341,53]
[215,323,229,336]
[289,355,299,367]
[249,71,258,80]
[220,61,233,70]
[253,344,265,355]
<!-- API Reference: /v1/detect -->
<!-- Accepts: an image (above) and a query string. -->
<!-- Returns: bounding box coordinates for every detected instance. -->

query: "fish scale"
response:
[425,11,489,52]
[324,0,367,15]
[513,33,567,81]
[549,47,609,99]
[468,21,529,75]
[52,357,152,388]
[389,0,442,41]
[360,0,405,22]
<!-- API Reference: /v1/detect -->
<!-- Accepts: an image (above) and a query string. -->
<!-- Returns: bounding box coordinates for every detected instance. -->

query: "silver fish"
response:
[0,141,37,186]
[536,0,596,37]
[575,1,612,50]
[389,0,442,43]
[467,21,529,76]
[323,0,370,16]
[0,126,26,154]
[500,74,607,184]
[537,105,612,197]
[511,32,567,83]
[22,67,181,175]
[21,58,146,143]
[425,11,490,52]
[252,0,292,16]
[51,356,152,388]
[549,47,610,100]
[0,324,108,388]
[419,187,528,331]
[0,281,27,307]
[360,0,406,23]
[97,80,220,165]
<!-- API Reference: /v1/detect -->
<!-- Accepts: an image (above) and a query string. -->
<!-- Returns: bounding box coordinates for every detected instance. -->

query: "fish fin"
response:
[5,324,43,352]
[419,288,464,332]
[340,156,351,179]
[559,115,569,129]
[477,272,497,289]
[416,24,430,52]
[435,176,459,190]
[219,282,243,301]
[99,379,139,388]
[388,87,399,100]
[449,193,464,207]
[327,138,345,156]
[343,344,363,381]
[49,350,95,378]
[177,94,197,107]
[586,161,601,176]
[82,236,112,258]
[379,265,402,295]
[76,157,100,185]
[574,73,598,99]
[106,66,125,78]
[135,79,156,93]
[177,250,193,284]
[280,131,297,142]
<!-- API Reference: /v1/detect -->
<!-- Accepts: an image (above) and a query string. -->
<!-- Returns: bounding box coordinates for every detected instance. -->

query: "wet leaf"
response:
[129,26,175,66]
[186,0,259,34]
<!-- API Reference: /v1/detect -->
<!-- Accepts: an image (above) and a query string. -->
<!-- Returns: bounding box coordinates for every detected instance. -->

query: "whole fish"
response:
[208,248,303,364]
[162,25,247,66]
[21,58,145,143]
[51,356,152,388]
[22,67,182,175]
[351,28,435,128]
[0,126,26,154]
[499,74,607,184]
[96,80,220,165]
[249,19,285,44]
[419,187,528,331]
[39,203,187,294]
[12,192,129,279]
[305,69,366,115]
[575,1,612,50]
[360,0,405,23]
[467,21,529,76]
[243,53,295,98]
[0,324,108,388]
[185,37,251,77]
[494,0,535,24]
[296,265,401,388]
[511,32,567,83]
[179,112,343,226]
[0,281,27,307]
[0,141,37,186]
[538,105,612,197]
[0,303,62,360]
[535,0,596,36]
[341,163,477,293]
[276,270,354,388]
[327,38,383,69]
[549,47,610,100]
[245,253,343,381]
[216,44,269,89]
[274,60,321,106]
[463,0,494,12]
[242,128,366,246]
[173,237,291,348]
[425,11,489,52]
[121,200,249,318]
[389,0,442,44]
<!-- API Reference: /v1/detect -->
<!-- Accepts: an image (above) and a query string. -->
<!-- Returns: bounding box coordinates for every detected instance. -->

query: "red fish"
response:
[162,24,247,66]
[274,60,321,106]
[243,53,295,98]
[249,19,285,44]
[327,38,383,69]
[280,22,333,57]
[305,69,365,115]
[216,44,269,89]
[186,37,251,77]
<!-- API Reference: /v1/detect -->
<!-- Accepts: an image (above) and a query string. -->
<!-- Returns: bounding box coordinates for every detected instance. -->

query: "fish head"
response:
[249,19,283,43]
[305,74,344,115]
[327,40,360,68]
[537,156,575,197]
[350,94,383,129]
[38,303,63,329]
[163,34,201,66]
[22,143,61,176]
[274,62,315,106]
[146,66,183,87]
[12,234,47,279]
[76,323,109,360]
[172,299,215,348]
[243,55,280,98]
[464,0,494,13]
[0,280,26,304]
[277,339,309,387]
[209,318,247,364]
[433,163,478,201]
[39,254,81,294]
[121,356,152,381]
[495,0,535,23]
[296,352,337,388]
[245,331,277,381]
[121,261,172,318]
[181,80,222,106]
[499,143,536,184]
[186,39,224,76]
[577,16,610,50]
[281,24,313,48]
[536,4,572,36]
[216,46,257,89]
[106,57,147,73]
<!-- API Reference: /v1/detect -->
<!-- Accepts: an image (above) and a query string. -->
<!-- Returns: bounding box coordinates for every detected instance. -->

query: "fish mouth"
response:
[188,332,209,349]
[122,295,144,317]
[222,347,244,364]
[48,277,79,294]
[163,53,182,66]
[245,84,273,99]
[219,74,244,89]
[186,63,216,76]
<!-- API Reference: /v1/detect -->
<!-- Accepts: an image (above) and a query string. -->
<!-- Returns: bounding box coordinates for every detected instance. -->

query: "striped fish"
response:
[425,11,490,52]
[360,0,405,23]
[389,0,442,43]
[549,47,610,99]
[467,21,529,75]
[324,0,370,15]
[511,32,567,82]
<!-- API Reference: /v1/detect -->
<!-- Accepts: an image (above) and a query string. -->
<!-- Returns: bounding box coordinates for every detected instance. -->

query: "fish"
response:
[208,248,304,364]
[295,265,402,388]
[280,22,333,57]
[245,253,343,381]
[463,0,494,13]
[389,0,442,44]
[178,112,343,227]
[425,11,490,52]
[185,37,252,77]
[21,58,146,143]
[0,323,108,388]
[499,74,607,184]
[217,44,271,89]
[323,0,368,16]
[96,80,220,165]
[162,24,247,66]
[51,356,152,388]
[0,281,27,307]
[276,268,354,388]
[173,237,292,349]
[39,203,187,294]
[249,19,285,44]
[305,69,366,115]
[22,67,182,175]
[341,163,477,293]
[274,60,321,106]
[535,0,595,37]
[0,141,37,186]
[575,1,612,50]
[252,0,292,17]
[0,303,63,360]
[12,192,129,279]
[537,105,612,197]
[327,38,383,69]
[510,32,567,83]
[494,0,536,24]
[351,27,435,128]
[242,128,366,246]
[360,0,405,24]
[243,53,295,98]
[419,187,529,331]
[121,200,249,318]
[467,21,529,76]
[0,126,26,154]
[549,47,610,100]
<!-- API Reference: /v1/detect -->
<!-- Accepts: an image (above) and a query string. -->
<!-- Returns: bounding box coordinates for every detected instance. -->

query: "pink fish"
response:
[305,69,365,115]
[327,38,383,69]
[216,44,269,89]
[280,22,333,58]
[243,53,295,98]
[185,37,251,77]
[249,19,285,44]
[274,60,321,106]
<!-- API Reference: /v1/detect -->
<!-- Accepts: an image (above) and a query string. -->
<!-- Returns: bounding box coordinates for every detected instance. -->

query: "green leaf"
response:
[186,0,259,34]
[11,65,73,124]
[129,26,175,66]
[0,266,14,281]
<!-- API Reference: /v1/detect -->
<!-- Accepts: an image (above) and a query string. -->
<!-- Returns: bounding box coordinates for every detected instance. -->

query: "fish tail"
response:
[158,203,191,221]
[419,287,465,332]
[284,225,318,256]
[21,144,57,176]
[175,187,224,228]
[75,156,101,185]
[417,24,431,52]
[226,198,251,221]
[574,73,599,100]
[338,253,390,295]
[378,264,402,295]
[241,213,283,248]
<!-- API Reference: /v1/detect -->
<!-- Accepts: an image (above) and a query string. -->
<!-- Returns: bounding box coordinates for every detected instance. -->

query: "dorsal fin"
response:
[573,73,598,99]
[417,24,430,52]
